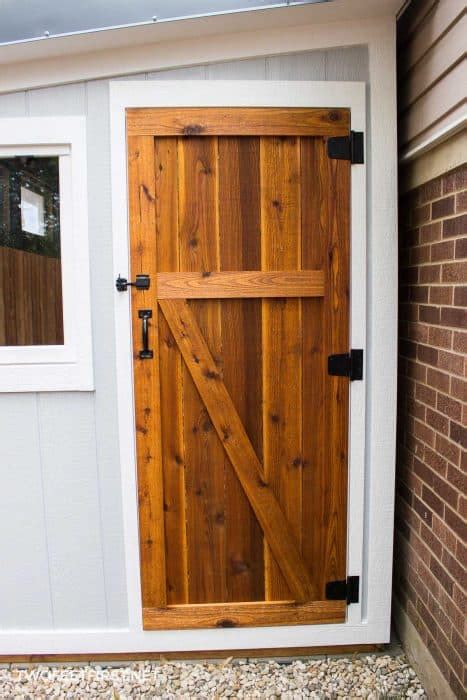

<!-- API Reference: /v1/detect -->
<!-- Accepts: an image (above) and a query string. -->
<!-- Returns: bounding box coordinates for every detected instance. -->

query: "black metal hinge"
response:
[326,576,360,605]
[327,131,364,164]
[328,349,363,381]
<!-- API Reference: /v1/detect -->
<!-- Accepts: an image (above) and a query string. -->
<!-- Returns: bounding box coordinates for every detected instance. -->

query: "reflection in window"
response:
[0,156,64,346]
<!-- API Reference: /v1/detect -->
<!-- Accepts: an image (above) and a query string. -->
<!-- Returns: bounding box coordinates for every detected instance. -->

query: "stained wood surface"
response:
[128,107,351,629]
[128,135,167,608]
[144,599,345,629]
[154,136,188,605]
[0,247,63,346]
[127,107,349,137]
[159,298,316,603]
[156,270,324,298]
[261,135,303,600]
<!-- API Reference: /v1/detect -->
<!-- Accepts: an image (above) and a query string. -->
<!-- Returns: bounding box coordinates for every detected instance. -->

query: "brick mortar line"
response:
[399,422,462,469]
[399,355,465,380]
[404,406,465,448]
[401,417,461,468]
[397,510,463,574]
[401,260,467,267]
[412,414,464,452]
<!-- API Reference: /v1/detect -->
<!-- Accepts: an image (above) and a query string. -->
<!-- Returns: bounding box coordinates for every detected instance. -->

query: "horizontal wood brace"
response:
[143,600,346,629]
[156,270,324,299]
[126,107,350,136]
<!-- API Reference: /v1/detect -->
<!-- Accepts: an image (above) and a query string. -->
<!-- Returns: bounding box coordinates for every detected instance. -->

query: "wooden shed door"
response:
[126,107,351,630]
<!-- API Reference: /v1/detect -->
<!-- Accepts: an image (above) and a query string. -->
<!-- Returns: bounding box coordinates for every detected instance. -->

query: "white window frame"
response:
[0,117,93,391]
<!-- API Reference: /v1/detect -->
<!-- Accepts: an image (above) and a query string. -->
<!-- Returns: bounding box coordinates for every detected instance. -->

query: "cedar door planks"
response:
[154,136,188,605]
[177,136,227,604]
[261,136,303,601]
[128,135,167,608]
[127,108,351,629]
[218,136,264,603]
[159,298,315,603]
[300,137,350,596]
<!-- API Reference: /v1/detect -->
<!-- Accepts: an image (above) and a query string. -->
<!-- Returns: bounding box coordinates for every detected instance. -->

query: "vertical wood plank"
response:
[218,136,264,602]
[155,136,188,604]
[128,134,167,608]
[301,137,327,598]
[301,137,350,594]
[178,136,227,604]
[260,136,303,600]
[324,146,350,588]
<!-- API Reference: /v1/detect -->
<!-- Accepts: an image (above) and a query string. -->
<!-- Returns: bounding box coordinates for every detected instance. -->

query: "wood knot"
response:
[203,369,219,380]
[270,413,280,424]
[216,618,236,628]
[328,110,340,122]
[189,238,198,248]
[272,199,282,211]
[215,511,225,525]
[183,123,204,135]
[231,557,249,574]
[141,183,155,202]
[202,270,211,277]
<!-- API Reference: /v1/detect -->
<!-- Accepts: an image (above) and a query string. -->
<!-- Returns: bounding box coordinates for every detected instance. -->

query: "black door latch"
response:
[116,274,150,292]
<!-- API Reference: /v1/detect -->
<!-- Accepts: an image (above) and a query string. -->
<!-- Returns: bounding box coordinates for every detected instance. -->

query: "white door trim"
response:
[110,80,370,649]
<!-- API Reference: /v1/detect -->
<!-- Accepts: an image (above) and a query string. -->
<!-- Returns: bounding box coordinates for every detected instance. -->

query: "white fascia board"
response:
[0,1,399,93]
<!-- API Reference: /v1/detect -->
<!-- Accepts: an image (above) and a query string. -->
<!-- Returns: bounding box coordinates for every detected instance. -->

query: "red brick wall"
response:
[395,164,466,696]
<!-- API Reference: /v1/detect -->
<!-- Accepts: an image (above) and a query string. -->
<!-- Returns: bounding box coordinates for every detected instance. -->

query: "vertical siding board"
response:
[37,393,108,627]
[207,58,266,79]
[325,46,369,81]
[148,66,207,80]
[266,52,326,80]
[0,91,27,116]
[0,395,53,629]
[27,83,86,115]
[86,78,128,627]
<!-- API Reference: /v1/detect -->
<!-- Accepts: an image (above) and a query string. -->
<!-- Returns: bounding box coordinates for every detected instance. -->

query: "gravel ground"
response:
[0,654,426,699]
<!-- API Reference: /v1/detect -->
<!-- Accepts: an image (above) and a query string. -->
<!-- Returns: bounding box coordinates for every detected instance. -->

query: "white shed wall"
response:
[0,47,369,633]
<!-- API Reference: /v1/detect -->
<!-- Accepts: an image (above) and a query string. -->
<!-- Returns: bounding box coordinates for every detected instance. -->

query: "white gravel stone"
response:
[0,653,426,699]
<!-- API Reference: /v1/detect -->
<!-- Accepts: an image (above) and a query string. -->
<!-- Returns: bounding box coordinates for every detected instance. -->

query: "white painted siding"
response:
[0,47,368,631]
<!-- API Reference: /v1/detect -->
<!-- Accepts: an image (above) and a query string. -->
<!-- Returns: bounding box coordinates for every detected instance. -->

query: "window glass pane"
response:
[0,156,63,346]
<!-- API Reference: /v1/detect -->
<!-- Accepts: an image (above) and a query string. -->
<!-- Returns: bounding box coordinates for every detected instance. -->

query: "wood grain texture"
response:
[177,136,227,604]
[127,108,349,137]
[159,298,316,603]
[156,270,324,298]
[129,108,351,628]
[218,136,264,603]
[260,136,303,600]
[144,599,345,629]
[154,136,188,605]
[128,134,167,608]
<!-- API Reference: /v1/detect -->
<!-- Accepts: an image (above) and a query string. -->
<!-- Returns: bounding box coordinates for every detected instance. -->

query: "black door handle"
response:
[138,309,153,359]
